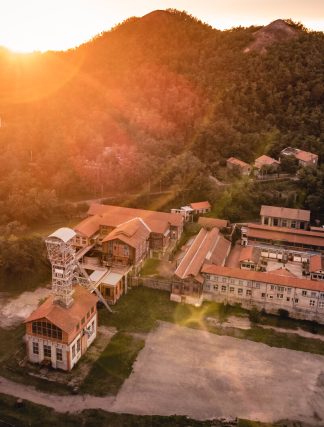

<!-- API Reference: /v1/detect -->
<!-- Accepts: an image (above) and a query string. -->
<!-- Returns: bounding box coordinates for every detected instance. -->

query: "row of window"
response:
[75,306,95,331]
[33,343,63,362]
[32,321,63,340]
[207,276,324,299]
[205,285,324,308]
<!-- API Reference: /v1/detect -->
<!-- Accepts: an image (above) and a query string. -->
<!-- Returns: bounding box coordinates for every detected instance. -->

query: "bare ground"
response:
[0,287,51,328]
[112,322,324,424]
[0,322,323,425]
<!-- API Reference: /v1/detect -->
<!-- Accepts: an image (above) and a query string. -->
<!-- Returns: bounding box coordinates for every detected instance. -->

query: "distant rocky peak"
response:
[244,19,300,54]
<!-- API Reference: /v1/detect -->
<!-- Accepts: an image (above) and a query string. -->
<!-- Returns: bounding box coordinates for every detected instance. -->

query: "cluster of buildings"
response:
[24,203,187,371]
[24,199,324,372]
[226,146,319,176]
[171,205,324,324]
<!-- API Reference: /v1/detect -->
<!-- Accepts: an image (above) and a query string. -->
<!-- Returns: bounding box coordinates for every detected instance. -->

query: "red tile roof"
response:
[198,217,228,229]
[246,223,324,248]
[190,201,211,210]
[24,286,98,336]
[75,204,183,238]
[295,150,318,163]
[75,216,100,238]
[201,264,324,292]
[239,246,255,262]
[254,155,279,169]
[260,205,310,222]
[310,226,324,233]
[102,217,150,248]
[309,255,324,273]
[175,228,230,280]
[227,157,251,169]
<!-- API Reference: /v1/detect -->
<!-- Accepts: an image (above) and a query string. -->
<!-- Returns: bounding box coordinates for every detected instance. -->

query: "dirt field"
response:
[0,287,51,328]
[112,322,324,425]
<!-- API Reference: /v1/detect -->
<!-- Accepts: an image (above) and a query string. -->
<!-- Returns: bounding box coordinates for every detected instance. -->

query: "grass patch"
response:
[0,393,276,427]
[80,332,145,396]
[140,258,161,276]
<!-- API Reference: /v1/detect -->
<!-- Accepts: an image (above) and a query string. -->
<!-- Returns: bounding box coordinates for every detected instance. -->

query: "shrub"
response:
[249,306,261,323]
[278,308,289,319]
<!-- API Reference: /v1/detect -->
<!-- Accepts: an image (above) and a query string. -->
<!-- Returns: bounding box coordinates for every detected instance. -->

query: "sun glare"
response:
[0,1,323,53]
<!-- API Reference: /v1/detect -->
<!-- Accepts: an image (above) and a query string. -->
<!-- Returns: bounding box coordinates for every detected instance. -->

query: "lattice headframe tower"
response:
[45,228,77,308]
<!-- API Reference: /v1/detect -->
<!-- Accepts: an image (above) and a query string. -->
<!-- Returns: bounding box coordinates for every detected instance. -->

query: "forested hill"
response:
[1,9,324,227]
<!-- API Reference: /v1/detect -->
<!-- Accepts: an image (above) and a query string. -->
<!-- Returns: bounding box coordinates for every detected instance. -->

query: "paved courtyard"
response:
[112,322,324,424]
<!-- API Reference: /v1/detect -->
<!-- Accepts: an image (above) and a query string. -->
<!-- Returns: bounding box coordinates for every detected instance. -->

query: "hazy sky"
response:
[1,0,323,52]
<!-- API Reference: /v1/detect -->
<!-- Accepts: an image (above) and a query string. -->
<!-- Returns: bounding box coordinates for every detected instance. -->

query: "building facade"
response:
[260,205,310,229]
[202,265,324,323]
[25,286,98,371]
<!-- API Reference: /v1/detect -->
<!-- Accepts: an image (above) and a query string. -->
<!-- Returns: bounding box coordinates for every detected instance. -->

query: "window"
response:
[32,342,39,355]
[205,284,210,291]
[302,290,307,297]
[206,274,210,280]
[222,277,226,283]
[247,281,252,287]
[295,298,299,304]
[287,288,291,294]
[311,292,317,298]
[72,344,76,359]
[291,221,296,228]
[239,280,243,285]
[229,287,234,293]
[230,279,235,284]
[123,245,129,256]
[261,293,266,298]
[282,220,287,228]
[320,293,324,299]
[213,285,218,291]
[255,283,260,289]
[286,297,290,302]
[270,285,275,290]
[309,300,316,306]
[246,289,252,296]
[277,293,283,299]
[77,338,81,353]
[221,285,227,292]
[238,288,243,295]
[91,321,95,334]
[81,317,85,325]
[273,218,279,226]
[269,295,273,299]
[32,321,62,340]
[44,345,51,358]
[56,348,63,361]
[319,301,324,308]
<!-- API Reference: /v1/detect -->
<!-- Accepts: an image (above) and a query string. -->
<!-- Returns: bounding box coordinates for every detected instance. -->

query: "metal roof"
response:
[101,272,123,286]
[48,227,76,243]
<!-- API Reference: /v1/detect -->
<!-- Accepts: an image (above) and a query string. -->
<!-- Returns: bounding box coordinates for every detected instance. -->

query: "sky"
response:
[0,0,323,52]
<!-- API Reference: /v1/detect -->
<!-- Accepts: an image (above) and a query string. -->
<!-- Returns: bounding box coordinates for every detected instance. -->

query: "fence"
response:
[130,276,172,292]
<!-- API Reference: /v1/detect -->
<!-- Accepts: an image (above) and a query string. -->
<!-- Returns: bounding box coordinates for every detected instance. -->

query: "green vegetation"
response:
[0,236,50,293]
[0,393,276,427]
[140,258,161,276]
[0,11,324,229]
[80,332,145,396]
